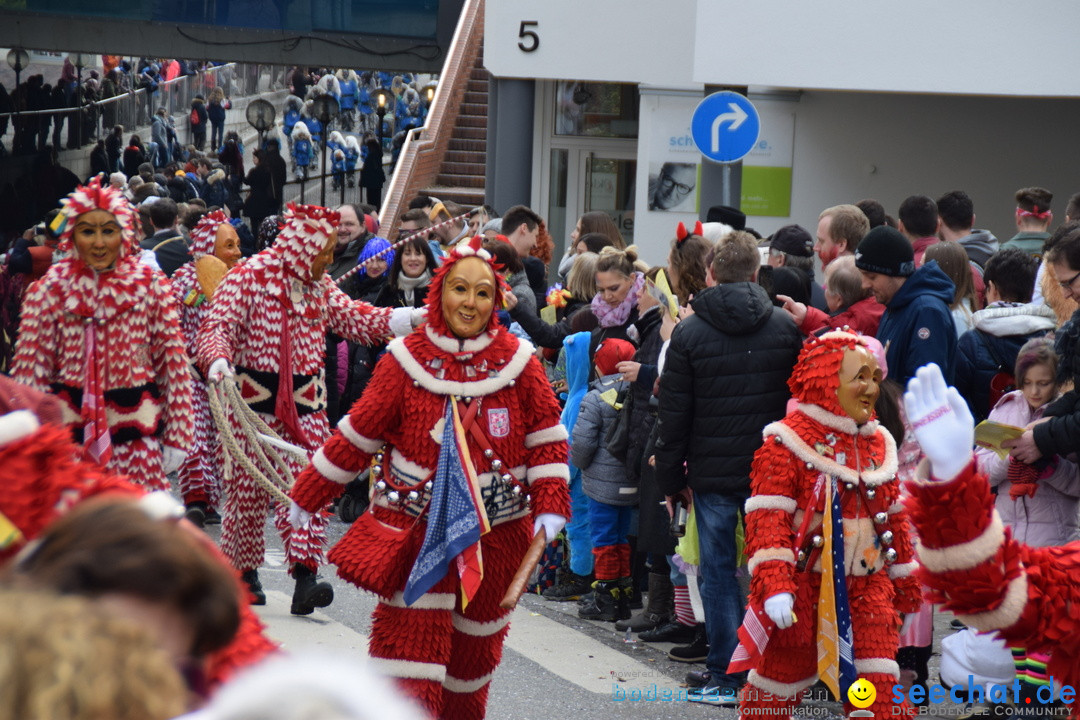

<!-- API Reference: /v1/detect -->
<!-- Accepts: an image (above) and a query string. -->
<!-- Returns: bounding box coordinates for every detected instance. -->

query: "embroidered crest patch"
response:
[487,408,510,438]
[917,327,930,340]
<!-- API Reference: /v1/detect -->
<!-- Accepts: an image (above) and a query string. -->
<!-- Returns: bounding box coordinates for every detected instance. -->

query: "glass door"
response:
[582,152,636,247]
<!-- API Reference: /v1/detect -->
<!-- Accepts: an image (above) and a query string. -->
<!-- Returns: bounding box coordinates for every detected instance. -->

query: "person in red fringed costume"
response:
[290,235,571,720]
[196,203,418,616]
[904,363,1080,715]
[171,211,242,526]
[734,331,921,717]
[0,375,277,695]
[11,177,193,487]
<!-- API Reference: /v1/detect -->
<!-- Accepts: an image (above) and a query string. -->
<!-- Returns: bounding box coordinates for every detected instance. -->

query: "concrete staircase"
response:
[420,49,488,208]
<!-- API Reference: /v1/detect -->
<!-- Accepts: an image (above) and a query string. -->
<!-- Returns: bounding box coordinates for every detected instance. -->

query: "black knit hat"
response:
[854,226,915,277]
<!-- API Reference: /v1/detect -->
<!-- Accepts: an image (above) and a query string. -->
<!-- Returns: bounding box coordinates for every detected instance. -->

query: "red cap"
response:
[594,339,636,376]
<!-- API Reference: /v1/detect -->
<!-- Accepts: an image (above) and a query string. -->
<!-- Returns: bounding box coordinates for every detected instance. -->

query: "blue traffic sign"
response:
[691,91,760,163]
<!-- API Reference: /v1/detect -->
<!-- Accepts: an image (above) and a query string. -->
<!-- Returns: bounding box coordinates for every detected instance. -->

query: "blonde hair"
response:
[0,589,186,720]
[566,251,599,300]
[210,86,225,104]
[596,244,648,278]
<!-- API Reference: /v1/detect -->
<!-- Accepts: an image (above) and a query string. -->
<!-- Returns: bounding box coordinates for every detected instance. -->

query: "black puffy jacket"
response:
[654,282,801,497]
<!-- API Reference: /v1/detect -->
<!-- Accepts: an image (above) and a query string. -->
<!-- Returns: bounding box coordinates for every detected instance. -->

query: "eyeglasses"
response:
[659,172,694,196]
[1059,268,1080,290]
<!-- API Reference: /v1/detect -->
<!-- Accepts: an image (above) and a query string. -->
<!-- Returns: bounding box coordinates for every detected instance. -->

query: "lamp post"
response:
[422,82,437,126]
[311,94,339,207]
[6,48,29,100]
[373,87,390,152]
[245,98,276,150]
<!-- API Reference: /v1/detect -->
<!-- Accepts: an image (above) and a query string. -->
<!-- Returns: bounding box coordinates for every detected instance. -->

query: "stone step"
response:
[455,127,487,140]
[463,90,487,105]
[449,137,486,152]
[459,102,488,118]
[436,172,485,188]
[445,149,486,165]
[422,186,486,207]
[456,115,487,129]
[440,160,486,176]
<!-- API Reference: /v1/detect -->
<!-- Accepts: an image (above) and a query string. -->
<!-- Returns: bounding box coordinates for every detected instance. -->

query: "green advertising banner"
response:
[741,166,792,217]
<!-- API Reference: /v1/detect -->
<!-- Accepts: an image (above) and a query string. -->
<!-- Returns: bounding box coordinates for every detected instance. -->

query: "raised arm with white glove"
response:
[903,363,975,482]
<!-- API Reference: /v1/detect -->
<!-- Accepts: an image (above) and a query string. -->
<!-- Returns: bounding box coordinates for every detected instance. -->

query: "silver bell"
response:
[491,459,504,472]
[812,535,824,547]
[845,482,856,491]
[374,480,387,492]
[387,490,400,503]
[866,488,876,499]
[511,485,522,496]
[797,550,807,562]
[407,490,420,502]
[371,464,383,477]
[805,462,814,470]
[884,548,898,563]
[880,530,894,546]
[375,452,384,463]
[484,448,494,459]
[501,473,513,485]
[874,512,888,525]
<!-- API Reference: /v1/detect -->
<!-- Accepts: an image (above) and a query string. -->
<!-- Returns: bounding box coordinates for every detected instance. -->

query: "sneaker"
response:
[950,619,967,630]
[688,675,744,706]
[542,572,593,602]
[668,624,708,663]
[203,507,222,525]
[638,620,697,644]
[685,670,711,689]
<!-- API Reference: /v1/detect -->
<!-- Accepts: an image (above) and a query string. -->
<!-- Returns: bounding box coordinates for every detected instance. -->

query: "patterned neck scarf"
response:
[591,272,645,328]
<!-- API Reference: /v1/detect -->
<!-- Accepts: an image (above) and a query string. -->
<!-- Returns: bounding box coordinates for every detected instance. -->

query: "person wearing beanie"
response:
[855,225,957,385]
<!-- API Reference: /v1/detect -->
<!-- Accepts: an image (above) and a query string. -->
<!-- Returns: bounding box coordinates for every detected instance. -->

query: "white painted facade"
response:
[486,0,1080,266]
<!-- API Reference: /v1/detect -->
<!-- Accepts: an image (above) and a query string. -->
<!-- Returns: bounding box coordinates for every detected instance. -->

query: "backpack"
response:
[976,330,1015,410]
[190,107,200,126]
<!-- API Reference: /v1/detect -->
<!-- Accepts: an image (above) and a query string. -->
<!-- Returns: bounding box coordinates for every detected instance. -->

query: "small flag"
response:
[817,478,857,700]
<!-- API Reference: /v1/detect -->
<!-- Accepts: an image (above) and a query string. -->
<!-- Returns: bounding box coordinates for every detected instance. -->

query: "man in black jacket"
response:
[139,196,191,277]
[654,231,802,702]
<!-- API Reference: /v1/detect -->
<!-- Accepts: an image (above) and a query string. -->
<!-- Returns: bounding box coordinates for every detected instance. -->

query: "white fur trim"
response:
[337,415,383,453]
[389,306,416,338]
[389,447,434,481]
[424,325,497,354]
[526,463,570,483]
[0,410,40,449]
[746,669,817,698]
[451,613,511,637]
[763,421,897,487]
[524,424,568,449]
[747,547,796,574]
[389,336,535,397]
[956,573,1028,632]
[312,448,358,484]
[888,561,917,579]
[888,501,904,515]
[916,514,1004,573]
[443,672,494,694]
[797,403,880,437]
[369,657,446,683]
[855,658,900,679]
[745,495,798,515]
[381,591,456,610]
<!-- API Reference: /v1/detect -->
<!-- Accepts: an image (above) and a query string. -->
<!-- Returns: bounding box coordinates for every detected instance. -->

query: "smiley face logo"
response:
[847,678,876,709]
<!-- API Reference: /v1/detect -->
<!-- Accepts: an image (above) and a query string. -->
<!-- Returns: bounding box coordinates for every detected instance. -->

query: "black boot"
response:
[616,577,633,621]
[578,580,620,622]
[291,563,333,616]
[241,569,266,606]
[542,571,593,601]
[668,623,709,662]
[616,571,673,632]
[184,501,208,529]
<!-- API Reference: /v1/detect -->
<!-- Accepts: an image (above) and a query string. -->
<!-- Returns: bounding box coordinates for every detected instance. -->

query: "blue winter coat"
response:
[208,99,226,125]
[283,109,300,136]
[877,260,958,385]
[345,146,359,172]
[305,118,323,145]
[293,139,312,167]
[339,79,357,109]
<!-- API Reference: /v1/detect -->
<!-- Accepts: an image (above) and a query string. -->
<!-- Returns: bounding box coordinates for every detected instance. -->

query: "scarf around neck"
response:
[398,270,431,306]
[591,272,645,328]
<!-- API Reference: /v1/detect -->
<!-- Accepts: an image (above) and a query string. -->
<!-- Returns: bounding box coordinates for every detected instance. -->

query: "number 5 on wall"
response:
[518,21,539,52]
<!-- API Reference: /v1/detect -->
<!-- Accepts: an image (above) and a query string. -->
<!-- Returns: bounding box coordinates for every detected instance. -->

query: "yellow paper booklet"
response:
[974,420,1025,459]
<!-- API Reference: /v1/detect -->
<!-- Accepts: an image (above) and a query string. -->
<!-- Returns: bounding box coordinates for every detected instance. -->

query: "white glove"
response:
[903,363,974,482]
[288,501,312,530]
[161,445,186,475]
[207,358,234,383]
[764,592,795,629]
[411,307,428,329]
[900,613,915,637]
[389,306,417,337]
[533,513,566,541]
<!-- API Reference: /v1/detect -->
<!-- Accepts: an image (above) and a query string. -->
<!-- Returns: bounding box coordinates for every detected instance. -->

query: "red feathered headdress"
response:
[788,330,873,417]
[425,236,511,339]
[275,203,341,283]
[189,209,230,258]
[55,177,139,260]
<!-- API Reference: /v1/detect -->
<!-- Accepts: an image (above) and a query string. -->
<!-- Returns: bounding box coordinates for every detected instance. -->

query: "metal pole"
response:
[319,135,327,206]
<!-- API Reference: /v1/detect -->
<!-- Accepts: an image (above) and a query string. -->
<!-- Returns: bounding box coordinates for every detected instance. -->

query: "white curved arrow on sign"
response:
[710,102,749,154]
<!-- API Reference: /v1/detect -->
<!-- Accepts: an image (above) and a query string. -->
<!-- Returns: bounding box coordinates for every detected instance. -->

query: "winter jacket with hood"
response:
[954,302,1056,422]
[877,259,958,385]
[654,281,801,496]
[572,374,636,506]
[958,229,1000,269]
[976,390,1080,548]
[798,295,885,337]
